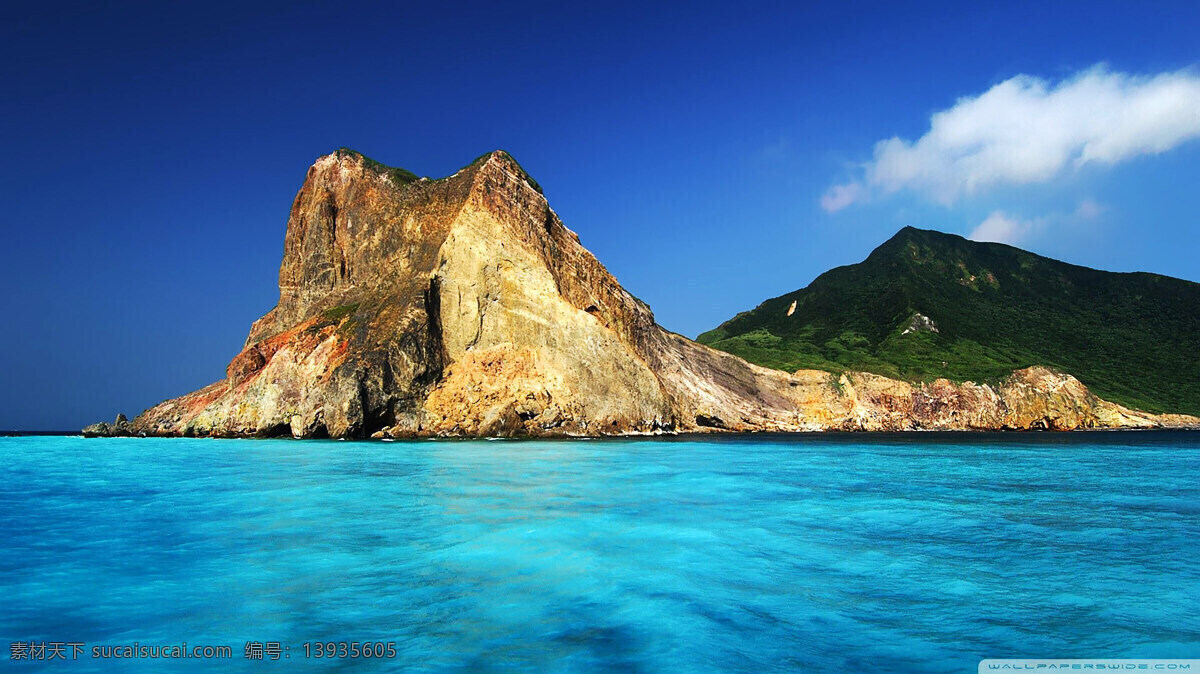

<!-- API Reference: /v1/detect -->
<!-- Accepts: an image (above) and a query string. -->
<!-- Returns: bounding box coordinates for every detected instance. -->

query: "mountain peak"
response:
[306,147,421,189]
[467,149,544,194]
[700,226,1200,416]
[318,148,544,195]
[880,225,966,248]
[125,147,837,437]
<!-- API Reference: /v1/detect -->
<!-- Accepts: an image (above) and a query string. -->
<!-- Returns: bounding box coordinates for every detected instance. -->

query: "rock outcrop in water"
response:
[82,414,135,438]
[86,150,1198,438]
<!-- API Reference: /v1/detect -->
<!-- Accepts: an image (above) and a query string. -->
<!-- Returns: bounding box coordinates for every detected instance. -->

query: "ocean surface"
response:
[1,433,1197,672]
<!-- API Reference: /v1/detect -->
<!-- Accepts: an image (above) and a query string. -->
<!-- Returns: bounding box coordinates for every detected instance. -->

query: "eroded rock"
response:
[84,150,1198,437]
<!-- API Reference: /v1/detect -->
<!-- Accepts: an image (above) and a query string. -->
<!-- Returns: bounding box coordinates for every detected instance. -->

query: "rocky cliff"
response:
[87,150,1198,438]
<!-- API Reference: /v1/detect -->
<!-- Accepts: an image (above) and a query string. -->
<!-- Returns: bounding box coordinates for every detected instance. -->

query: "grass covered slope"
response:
[697,227,1200,416]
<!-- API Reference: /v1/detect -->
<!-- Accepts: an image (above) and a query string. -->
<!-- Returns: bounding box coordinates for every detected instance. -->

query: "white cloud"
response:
[822,65,1200,211]
[969,211,1036,245]
[967,200,1104,246]
[819,181,865,212]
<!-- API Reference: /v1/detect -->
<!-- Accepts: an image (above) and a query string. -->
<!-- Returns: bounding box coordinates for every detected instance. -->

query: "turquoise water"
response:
[2,433,1198,672]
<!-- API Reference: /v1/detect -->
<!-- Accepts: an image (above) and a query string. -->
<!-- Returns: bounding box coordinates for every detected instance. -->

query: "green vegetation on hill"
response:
[336,148,419,185]
[336,147,544,194]
[307,302,362,337]
[697,227,1200,415]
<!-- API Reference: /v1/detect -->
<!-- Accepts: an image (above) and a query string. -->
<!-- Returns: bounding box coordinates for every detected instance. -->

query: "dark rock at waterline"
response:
[81,414,135,437]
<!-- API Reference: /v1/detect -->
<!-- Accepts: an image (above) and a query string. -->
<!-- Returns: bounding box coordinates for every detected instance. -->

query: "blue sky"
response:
[3,1,1199,429]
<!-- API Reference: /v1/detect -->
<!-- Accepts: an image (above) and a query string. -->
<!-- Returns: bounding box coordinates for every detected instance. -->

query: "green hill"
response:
[697,227,1200,416]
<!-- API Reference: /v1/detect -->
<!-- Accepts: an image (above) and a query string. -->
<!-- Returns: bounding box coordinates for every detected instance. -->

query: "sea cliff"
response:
[85,150,1198,438]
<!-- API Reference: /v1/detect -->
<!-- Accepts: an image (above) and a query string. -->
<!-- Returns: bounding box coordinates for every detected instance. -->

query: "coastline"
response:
[65,424,1200,441]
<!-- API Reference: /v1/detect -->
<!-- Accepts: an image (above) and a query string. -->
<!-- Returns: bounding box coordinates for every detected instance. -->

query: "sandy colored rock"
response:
[96,150,1198,438]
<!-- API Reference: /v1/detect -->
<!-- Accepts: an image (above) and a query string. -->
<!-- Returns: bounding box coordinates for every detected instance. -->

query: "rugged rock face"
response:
[91,149,1198,438]
[773,366,1178,432]
[902,313,938,335]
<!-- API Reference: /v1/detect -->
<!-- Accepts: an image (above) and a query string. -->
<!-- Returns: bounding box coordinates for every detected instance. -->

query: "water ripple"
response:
[1,433,1198,672]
